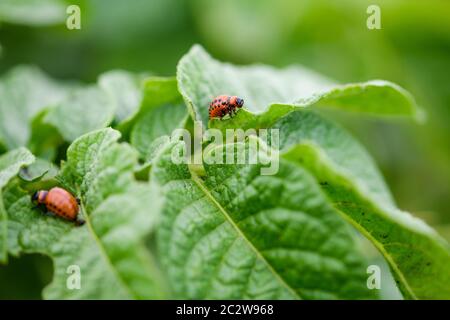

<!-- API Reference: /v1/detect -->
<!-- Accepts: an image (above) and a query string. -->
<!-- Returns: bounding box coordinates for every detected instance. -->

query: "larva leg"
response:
[41,210,56,218]
[75,218,85,226]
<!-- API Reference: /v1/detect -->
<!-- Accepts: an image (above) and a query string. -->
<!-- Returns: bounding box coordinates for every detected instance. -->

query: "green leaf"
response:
[273,111,394,206]
[134,135,171,181]
[98,70,144,123]
[0,148,35,263]
[0,148,34,189]
[18,158,58,183]
[152,138,375,299]
[131,103,186,159]
[275,110,450,299]
[18,158,59,193]
[29,70,143,157]
[177,45,421,127]
[0,66,68,150]
[175,45,447,298]
[28,109,64,160]
[118,76,188,160]
[4,129,166,299]
[119,77,186,134]
[44,86,115,142]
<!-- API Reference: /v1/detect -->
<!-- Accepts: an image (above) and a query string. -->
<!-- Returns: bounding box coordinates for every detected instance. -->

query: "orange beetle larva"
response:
[32,187,84,226]
[209,95,244,119]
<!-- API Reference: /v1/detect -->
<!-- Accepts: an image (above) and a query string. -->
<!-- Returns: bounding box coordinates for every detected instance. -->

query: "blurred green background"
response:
[0,0,449,298]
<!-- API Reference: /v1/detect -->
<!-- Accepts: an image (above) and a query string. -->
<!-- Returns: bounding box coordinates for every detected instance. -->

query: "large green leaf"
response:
[0,148,35,263]
[152,138,375,299]
[118,77,179,129]
[177,45,421,127]
[273,111,394,206]
[131,103,186,160]
[4,129,166,299]
[176,46,448,299]
[43,86,116,142]
[117,77,188,165]
[28,109,64,160]
[29,70,144,158]
[0,66,68,150]
[274,110,450,299]
[98,70,144,123]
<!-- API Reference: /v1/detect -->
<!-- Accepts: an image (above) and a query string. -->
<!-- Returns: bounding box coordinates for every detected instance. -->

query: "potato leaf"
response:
[177,45,422,127]
[275,110,450,299]
[175,46,448,299]
[44,86,115,142]
[0,148,35,263]
[152,138,375,299]
[29,70,144,157]
[121,77,187,159]
[98,70,145,123]
[4,129,166,299]
[0,66,68,150]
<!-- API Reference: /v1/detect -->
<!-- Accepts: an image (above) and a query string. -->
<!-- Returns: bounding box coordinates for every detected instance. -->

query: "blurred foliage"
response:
[0,254,52,299]
[0,0,449,293]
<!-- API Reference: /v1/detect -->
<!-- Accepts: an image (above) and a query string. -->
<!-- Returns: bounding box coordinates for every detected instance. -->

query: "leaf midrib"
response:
[189,168,302,300]
[69,133,140,298]
[81,200,137,299]
[284,143,444,299]
[333,205,418,300]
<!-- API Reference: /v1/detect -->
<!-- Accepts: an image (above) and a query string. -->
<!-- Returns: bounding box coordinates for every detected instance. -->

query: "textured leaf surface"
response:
[0,148,35,263]
[0,66,68,149]
[152,139,374,299]
[274,111,394,206]
[44,86,115,142]
[125,77,187,159]
[98,70,144,123]
[28,109,64,160]
[131,104,186,159]
[176,46,448,299]
[29,70,143,156]
[275,110,450,299]
[4,129,165,299]
[1,44,445,301]
[177,45,421,127]
[18,158,58,183]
